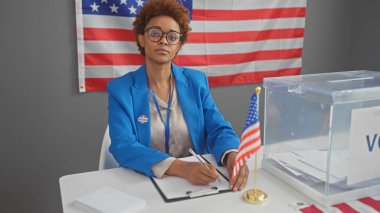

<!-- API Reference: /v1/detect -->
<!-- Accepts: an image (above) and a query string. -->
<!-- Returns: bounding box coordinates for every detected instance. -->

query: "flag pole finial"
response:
[255,86,261,95]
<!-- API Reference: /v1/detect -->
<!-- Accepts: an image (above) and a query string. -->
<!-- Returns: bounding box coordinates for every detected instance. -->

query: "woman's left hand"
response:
[225,152,249,192]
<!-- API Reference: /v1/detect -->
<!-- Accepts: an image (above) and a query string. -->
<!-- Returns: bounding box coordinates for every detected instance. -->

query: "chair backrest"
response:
[99,125,119,170]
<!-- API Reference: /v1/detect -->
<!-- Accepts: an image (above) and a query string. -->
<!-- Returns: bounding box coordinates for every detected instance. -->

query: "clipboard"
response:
[150,154,231,202]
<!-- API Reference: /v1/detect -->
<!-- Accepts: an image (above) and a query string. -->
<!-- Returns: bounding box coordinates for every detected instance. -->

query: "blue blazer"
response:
[107,63,239,177]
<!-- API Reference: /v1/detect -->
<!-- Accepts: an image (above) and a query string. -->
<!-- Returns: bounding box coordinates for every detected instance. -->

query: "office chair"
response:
[99,125,119,170]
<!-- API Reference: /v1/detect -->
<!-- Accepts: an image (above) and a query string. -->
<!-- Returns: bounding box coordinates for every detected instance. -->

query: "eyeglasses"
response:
[144,27,182,45]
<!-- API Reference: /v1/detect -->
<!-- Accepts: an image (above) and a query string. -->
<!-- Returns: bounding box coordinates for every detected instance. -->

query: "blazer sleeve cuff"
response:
[221,149,238,165]
[152,157,176,178]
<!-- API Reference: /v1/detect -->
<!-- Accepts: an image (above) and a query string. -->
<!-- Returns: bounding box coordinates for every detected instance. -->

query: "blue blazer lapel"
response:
[172,64,201,153]
[131,65,151,148]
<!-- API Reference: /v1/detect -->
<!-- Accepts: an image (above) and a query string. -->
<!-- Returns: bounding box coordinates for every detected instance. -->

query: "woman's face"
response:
[138,15,182,65]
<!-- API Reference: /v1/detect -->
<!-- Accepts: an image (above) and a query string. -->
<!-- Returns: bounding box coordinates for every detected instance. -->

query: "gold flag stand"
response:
[242,87,269,204]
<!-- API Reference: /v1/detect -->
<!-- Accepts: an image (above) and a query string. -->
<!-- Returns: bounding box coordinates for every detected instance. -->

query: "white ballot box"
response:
[262,70,380,207]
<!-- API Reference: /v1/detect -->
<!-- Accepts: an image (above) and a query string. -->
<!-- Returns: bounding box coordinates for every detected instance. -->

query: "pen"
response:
[188,148,220,182]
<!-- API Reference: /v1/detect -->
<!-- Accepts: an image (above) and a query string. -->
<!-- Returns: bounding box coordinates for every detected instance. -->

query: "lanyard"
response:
[149,73,173,154]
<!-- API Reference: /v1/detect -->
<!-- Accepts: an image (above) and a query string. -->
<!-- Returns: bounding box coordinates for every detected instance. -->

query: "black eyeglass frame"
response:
[143,27,183,45]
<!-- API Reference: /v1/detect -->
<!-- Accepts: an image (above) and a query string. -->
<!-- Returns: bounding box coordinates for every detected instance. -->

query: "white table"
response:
[60,166,314,213]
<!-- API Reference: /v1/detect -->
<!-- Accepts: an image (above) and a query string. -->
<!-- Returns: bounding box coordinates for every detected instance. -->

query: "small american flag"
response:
[75,0,306,92]
[233,92,262,177]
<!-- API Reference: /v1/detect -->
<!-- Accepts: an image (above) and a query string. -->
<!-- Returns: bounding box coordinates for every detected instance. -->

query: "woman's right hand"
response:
[166,160,219,185]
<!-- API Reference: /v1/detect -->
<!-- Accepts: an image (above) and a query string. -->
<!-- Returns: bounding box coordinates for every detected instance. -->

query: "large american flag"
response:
[75,0,307,92]
[232,92,261,177]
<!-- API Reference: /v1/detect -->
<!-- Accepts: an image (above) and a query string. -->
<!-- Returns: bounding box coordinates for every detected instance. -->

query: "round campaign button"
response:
[138,115,148,124]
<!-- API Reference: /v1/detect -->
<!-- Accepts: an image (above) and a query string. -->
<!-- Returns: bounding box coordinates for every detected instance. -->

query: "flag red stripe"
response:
[240,126,260,142]
[190,28,304,43]
[238,136,261,153]
[192,7,306,21]
[188,28,304,43]
[299,205,324,213]
[86,49,302,66]
[85,78,112,91]
[333,203,359,213]
[359,197,380,211]
[84,28,135,41]
[235,146,261,163]
[83,28,304,43]
[207,68,301,86]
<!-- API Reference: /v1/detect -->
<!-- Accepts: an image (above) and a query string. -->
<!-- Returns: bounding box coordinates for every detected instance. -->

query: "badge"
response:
[138,115,148,124]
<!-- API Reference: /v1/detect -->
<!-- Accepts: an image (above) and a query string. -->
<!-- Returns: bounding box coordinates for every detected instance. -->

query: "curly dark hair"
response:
[133,0,191,55]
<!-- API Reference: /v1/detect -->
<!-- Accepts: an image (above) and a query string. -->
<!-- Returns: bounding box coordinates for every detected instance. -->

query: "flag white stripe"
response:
[240,131,261,146]
[84,58,302,78]
[241,123,260,137]
[346,200,378,213]
[193,0,307,10]
[84,41,138,53]
[82,14,134,29]
[85,66,139,78]
[83,15,305,32]
[190,18,305,32]
[236,141,261,159]
[85,38,304,54]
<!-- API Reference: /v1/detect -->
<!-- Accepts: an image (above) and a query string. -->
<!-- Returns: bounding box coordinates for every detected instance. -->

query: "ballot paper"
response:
[269,149,347,184]
[74,186,146,213]
[151,154,231,202]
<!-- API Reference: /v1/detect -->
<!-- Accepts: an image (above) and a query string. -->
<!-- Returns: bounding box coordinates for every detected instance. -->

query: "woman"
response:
[107,0,248,191]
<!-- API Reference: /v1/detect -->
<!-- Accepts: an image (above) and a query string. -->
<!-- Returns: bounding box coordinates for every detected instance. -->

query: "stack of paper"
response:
[269,149,347,184]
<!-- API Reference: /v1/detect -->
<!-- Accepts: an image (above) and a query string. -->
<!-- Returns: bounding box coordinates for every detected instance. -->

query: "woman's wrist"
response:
[165,159,187,178]
[223,153,231,166]
[223,151,238,166]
